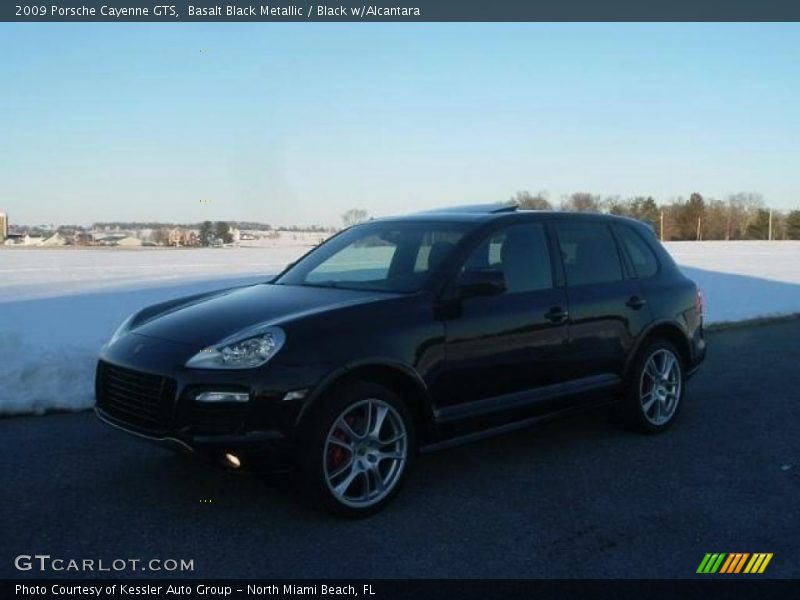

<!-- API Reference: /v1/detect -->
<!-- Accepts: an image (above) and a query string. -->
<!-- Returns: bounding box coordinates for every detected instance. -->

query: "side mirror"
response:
[456,268,506,298]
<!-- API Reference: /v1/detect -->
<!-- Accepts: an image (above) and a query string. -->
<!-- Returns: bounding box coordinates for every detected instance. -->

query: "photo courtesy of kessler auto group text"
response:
[1,1,799,599]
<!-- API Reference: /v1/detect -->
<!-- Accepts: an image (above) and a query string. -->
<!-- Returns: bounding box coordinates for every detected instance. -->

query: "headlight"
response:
[185,327,286,369]
[109,313,136,345]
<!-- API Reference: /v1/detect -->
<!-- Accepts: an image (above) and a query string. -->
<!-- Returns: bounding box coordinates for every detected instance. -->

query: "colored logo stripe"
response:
[719,553,749,573]
[697,552,773,574]
[744,553,773,574]
[697,553,726,573]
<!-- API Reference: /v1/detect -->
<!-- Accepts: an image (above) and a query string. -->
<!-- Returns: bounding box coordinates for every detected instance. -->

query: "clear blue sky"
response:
[1,23,799,227]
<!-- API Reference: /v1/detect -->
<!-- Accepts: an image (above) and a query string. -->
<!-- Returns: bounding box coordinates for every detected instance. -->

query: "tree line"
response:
[510,191,800,241]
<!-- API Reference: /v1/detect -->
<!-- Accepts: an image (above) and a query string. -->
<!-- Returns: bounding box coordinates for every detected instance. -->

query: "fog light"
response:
[195,391,250,403]
[224,453,241,468]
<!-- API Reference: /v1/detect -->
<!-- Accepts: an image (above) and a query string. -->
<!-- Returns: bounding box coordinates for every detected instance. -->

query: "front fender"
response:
[293,357,432,431]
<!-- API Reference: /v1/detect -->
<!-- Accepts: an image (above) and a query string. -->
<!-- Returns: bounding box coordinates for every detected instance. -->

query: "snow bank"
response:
[1,242,798,415]
[664,241,800,323]
[0,247,303,415]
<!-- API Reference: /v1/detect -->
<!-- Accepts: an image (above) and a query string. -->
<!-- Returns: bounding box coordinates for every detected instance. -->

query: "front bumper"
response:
[95,406,292,470]
[94,333,330,470]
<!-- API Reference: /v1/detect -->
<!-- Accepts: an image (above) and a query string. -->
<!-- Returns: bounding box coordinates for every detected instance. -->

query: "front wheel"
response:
[298,380,415,517]
[621,340,685,433]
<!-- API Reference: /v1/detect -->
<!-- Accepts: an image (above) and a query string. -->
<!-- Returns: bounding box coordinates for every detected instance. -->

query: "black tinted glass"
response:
[616,225,659,278]
[275,222,468,293]
[555,221,623,286]
[463,222,552,293]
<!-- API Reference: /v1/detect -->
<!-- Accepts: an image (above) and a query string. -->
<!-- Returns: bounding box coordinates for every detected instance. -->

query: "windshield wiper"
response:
[298,281,346,289]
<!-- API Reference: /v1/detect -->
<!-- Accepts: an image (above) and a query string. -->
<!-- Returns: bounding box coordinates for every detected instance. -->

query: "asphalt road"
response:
[2,320,799,579]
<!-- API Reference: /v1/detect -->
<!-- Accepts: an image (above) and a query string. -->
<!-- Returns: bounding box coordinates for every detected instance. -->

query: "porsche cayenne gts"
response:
[95,204,706,516]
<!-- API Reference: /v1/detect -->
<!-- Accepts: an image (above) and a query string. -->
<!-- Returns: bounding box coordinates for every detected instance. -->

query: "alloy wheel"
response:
[639,348,682,426]
[323,398,408,508]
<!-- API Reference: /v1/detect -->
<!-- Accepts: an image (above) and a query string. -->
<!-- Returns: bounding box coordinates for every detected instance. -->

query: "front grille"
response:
[96,362,176,434]
[180,402,249,435]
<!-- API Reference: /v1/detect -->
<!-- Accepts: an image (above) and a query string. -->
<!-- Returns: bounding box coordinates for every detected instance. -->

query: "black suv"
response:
[96,204,705,515]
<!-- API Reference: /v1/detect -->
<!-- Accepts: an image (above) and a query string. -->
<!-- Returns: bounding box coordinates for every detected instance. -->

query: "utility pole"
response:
[696,216,702,241]
[768,208,773,241]
[660,211,665,241]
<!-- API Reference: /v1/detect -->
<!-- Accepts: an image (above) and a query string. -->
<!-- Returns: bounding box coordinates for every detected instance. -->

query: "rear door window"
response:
[554,221,623,286]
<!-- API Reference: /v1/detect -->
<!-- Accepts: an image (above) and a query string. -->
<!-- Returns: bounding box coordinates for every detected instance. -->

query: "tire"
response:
[620,339,685,433]
[298,380,416,517]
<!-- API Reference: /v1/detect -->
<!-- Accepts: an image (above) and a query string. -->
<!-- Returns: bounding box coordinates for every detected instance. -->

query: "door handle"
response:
[626,296,647,310]
[545,306,569,323]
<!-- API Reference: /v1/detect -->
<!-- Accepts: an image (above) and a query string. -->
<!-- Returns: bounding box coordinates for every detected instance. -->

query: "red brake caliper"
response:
[328,416,354,470]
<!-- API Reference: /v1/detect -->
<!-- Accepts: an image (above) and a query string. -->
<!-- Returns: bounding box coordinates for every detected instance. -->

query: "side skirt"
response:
[420,398,618,453]
[433,373,620,423]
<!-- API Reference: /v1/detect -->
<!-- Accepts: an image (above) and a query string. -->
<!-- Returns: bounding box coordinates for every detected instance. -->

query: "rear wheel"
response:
[621,339,684,433]
[299,380,415,517]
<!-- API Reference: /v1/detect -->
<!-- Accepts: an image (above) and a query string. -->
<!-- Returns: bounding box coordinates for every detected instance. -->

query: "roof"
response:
[373,203,654,232]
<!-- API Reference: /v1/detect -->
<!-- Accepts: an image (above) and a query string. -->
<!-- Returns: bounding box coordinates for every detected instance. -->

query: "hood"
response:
[130,283,394,348]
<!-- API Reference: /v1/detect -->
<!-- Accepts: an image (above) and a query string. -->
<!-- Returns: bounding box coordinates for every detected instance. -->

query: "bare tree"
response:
[151,228,169,246]
[510,190,552,210]
[215,221,233,244]
[687,192,706,240]
[199,221,214,246]
[629,196,660,230]
[726,192,764,240]
[703,199,729,240]
[770,210,787,240]
[341,208,369,228]
[603,196,660,231]
[603,195,627,216]
[561,192,602,213]
[786,210,800,240]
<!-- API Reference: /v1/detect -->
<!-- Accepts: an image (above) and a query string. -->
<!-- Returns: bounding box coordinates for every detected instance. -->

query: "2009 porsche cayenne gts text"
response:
[96,205,706,515]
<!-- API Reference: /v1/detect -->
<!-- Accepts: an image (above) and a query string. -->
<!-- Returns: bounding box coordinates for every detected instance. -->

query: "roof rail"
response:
[490,203,519,213]
[419,203,519,215]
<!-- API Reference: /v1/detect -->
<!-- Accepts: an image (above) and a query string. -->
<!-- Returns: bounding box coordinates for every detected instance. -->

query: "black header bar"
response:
[5,579,800,600]
[4,1,800,22]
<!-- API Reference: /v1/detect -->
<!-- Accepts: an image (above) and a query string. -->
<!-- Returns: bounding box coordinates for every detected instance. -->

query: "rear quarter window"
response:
[615,225,660,278]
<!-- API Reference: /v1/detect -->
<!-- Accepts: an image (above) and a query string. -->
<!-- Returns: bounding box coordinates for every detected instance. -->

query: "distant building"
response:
[168,228,198,247]
[93,234,141,246]
[74,233,93,246]
[167,228,183,246]
[23,234,45,246]
[94,234,121,245]
[41,232,67,246]
[115,236,143,247]
[0,212,7,243]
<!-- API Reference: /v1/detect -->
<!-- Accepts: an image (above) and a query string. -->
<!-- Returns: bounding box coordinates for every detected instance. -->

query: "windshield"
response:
[274,221,469,293]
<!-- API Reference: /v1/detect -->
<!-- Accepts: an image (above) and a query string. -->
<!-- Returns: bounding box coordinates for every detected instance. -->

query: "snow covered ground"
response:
[0,247,304,416]
[664,241,800,323]
[1,241,798,415]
